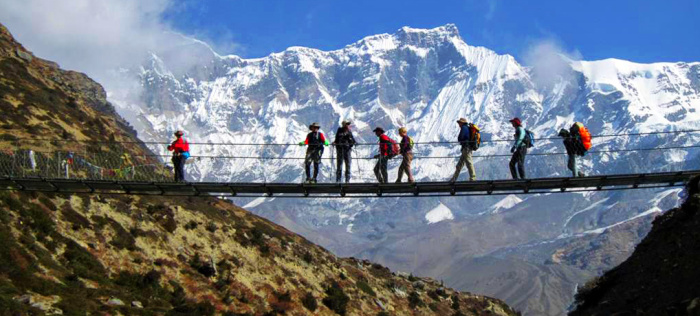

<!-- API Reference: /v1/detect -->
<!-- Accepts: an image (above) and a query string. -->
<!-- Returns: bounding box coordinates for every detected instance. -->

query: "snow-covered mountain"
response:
[107,24,700,315]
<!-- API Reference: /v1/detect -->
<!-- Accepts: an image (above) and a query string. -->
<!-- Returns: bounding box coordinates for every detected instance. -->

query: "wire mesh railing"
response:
[1,129,699,184]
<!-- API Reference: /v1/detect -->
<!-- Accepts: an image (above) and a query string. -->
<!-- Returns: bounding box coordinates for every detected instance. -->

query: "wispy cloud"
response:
[0,0,238,85]
[485,0,498,21]
[523,39,582,88]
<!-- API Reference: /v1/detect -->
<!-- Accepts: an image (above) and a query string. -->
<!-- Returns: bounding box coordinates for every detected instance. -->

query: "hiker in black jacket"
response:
[333,120,356,183]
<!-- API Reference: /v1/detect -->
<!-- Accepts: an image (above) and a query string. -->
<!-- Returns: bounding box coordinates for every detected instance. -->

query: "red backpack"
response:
[388,138,400,157]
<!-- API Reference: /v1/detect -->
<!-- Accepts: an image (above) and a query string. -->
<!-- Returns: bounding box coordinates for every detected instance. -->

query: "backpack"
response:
[570,122,592,155]
[387,137,400,158]
[468,123,481,150]
[408,136,415,150]
[182,138,190,152]
[181,138,191,159]
[524,129,535,148]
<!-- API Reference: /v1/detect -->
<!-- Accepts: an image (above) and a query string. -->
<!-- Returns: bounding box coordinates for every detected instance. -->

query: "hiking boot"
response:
[578,172,585,178]
[311,179,317,184]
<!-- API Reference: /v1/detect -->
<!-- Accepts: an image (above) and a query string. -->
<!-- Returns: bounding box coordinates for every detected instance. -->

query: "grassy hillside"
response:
[0,23,518,315]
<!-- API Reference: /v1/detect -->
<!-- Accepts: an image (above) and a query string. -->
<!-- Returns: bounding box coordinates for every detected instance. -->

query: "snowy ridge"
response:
[108,23,700,244]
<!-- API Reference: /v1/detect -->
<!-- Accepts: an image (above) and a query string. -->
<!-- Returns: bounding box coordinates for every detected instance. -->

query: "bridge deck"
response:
[1,170,698,198]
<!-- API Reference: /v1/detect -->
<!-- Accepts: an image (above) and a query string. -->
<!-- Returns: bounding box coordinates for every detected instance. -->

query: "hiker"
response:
[509,118,529,180]
[450,118,477,182]
[167,130,190,182]
[299,122,329,183]
[333,120,356,183]
[372,127,397,184]
[558,129,584,177]
[396,127,414,183]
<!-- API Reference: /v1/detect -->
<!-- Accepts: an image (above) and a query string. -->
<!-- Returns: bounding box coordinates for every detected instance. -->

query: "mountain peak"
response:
[397,23,461,38]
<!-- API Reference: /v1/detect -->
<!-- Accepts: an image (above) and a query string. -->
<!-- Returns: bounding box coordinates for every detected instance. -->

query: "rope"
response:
[9,129,700,146]
[27,143,690,160]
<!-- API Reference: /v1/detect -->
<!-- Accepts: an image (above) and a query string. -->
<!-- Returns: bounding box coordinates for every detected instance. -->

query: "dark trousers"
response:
[305,150,321,180]
[172,155,186,182]
[568,154,584,177]
[336,147,352,182]
[509,147,527,179]
[374,156,389,183]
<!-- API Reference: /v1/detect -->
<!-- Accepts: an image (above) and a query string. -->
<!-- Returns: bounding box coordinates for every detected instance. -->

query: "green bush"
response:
[408,291,423,309]
[62,239,106,281]
[322,281,349,315]
[356,280,376,297]
[301,292,318,312]
[451,295,460,310]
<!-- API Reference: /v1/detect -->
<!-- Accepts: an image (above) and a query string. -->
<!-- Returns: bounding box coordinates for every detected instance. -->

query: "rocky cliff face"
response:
[0,23,517,315]
[104,24,700,315]
[570,177,700,315]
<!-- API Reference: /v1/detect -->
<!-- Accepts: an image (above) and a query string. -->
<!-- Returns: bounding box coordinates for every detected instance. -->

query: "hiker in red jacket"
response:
[167,130,189,182]
[372,127,396,184]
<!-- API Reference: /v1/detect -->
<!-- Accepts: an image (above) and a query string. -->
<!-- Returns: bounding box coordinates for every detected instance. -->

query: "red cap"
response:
[509,118,522,126]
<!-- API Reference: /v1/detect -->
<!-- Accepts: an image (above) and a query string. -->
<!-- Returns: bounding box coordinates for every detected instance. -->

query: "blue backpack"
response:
[525,129,535,148]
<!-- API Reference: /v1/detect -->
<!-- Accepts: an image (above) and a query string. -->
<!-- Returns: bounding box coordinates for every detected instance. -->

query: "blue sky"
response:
[164,0,700,63]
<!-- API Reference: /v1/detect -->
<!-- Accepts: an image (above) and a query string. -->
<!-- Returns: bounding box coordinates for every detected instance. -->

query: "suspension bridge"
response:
[1,129,699,197]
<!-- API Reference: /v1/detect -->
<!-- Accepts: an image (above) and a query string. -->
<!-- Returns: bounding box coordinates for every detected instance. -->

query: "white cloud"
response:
[0,0,233,88]
[523,39,583,88]
[0,0,173,80]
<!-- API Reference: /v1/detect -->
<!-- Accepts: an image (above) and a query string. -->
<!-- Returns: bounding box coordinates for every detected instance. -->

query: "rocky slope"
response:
[0,23,517,315]
[570,177,700,315]
[101,24,700,315]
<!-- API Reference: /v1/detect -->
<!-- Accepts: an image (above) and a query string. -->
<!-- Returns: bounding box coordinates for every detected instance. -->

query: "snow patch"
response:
[425,203,454,224]
[490,195,523,213]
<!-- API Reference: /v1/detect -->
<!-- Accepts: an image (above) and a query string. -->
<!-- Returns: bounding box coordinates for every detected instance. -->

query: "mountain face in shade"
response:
[107,24,700,315]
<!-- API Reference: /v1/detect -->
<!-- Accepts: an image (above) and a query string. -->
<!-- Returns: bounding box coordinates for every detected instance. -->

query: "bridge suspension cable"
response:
[8,129,700,146]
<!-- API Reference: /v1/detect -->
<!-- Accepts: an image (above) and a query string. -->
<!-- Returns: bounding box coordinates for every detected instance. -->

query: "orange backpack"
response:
[570,122,592,154]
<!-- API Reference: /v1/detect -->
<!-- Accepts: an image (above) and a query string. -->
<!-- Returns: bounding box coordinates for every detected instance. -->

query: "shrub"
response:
[108,219,137,251]
[184,220,198,230]
[408,291,423,309]
[301,292,318,312]
[302,251,314,264]
[61,204,91,230]
[189,253,215,277]
[356,280,376,297]
[451,295,460,310]
[322,282,349,315]
[62,239,106,281]
[205,222,218,233]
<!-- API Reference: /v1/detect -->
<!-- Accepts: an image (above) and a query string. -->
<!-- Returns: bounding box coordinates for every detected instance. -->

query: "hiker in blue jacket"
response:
[509,118,528,179]
[450,118,476,182]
